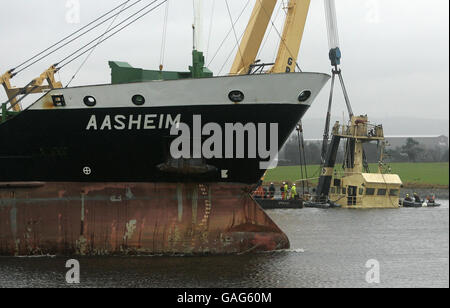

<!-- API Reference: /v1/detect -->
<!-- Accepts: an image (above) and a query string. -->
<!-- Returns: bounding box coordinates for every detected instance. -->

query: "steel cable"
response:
[65,1,130,87]
[14,0,144,75]
[12,0,134,72]
[57,0,167,70]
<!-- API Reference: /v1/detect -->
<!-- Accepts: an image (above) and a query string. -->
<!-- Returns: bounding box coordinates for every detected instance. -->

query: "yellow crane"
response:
[1,66,62,115]
[230,0,311,75]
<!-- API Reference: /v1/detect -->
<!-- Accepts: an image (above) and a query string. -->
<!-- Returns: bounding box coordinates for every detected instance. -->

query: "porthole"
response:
[132,94,145,106]
[83,96,96,107]
[228,90,245,103]
[298,90,312,102]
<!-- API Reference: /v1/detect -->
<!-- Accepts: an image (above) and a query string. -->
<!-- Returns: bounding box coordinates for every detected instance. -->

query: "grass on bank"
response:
[264,162,449,188]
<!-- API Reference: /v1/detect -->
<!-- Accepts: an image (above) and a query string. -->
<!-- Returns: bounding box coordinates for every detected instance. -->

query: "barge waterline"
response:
[0,182,289,256]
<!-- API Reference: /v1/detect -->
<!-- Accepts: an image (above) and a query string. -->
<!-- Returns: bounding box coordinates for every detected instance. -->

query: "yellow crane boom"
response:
[0,70,21,112]
[1,65,62,112]
[271,0,311,73]
[229,0,277,75]
[230,0,311,76]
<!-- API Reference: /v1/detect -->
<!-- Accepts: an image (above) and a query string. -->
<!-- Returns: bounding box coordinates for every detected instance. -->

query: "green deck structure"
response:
[109,50,213,84]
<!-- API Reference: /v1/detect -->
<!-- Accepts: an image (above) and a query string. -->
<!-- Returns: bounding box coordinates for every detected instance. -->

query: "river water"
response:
[0,201,448,288]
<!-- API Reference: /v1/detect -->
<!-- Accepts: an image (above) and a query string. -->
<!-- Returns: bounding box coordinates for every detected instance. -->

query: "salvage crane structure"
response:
[306,0,403,209]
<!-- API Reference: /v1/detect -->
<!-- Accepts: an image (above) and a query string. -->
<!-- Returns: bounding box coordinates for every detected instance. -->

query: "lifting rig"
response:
[311,0,403,208]
[0,65,62,122]
[229,0,403,208]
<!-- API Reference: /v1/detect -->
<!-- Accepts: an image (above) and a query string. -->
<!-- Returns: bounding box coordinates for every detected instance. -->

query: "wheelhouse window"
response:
[377,189,387,196]
[366,188,375,196]
[389,189,399,196]
[359,188,364,195]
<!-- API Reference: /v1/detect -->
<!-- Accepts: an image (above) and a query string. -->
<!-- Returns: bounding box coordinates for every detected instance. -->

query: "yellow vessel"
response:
[319,115,402,209]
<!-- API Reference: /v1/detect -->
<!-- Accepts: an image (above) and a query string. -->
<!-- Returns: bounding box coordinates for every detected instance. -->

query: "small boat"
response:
[399,199,441,208]
[255,198,303,210]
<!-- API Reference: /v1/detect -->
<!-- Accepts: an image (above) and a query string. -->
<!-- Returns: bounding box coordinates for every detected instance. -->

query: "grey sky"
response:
[0,0,448,121]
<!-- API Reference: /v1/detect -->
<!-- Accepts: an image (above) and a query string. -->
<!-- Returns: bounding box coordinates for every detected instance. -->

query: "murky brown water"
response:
[0,201,448,288]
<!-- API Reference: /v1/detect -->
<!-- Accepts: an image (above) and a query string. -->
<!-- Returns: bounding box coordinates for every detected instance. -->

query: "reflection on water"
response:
[0,201,448,288]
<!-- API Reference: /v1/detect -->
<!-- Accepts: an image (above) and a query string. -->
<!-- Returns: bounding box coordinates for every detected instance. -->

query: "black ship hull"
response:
[0,103,308,184]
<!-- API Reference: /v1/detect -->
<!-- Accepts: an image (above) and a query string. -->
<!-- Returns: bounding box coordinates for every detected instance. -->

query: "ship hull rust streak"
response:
[0,182,289,256]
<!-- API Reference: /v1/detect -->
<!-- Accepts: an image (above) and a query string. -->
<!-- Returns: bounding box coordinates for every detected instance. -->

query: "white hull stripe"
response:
[29,72,330,111]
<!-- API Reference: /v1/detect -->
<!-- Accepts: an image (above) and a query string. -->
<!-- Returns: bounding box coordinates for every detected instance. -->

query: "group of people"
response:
[404,192,436,204]
[279,182,298,200]
[254,182,299,200]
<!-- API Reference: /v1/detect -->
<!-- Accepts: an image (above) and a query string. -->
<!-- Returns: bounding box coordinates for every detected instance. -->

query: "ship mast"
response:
[193,0,203,51]
[189,0,211,78]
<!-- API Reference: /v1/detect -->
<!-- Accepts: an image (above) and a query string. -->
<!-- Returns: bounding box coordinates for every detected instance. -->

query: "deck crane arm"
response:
[270,0,311,73]
[229,0,277,75]
[0,70,20,112]
[230,0,311,75]
[1,65,62,117]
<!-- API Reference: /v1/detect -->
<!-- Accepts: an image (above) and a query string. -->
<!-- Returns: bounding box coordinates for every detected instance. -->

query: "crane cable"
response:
[205,0,216,63]
[207,0,251,68]
[66,1,130,87]
[217,22,247,76]
[56,0,167,70]
[14,0,144,76]
[159,0,170,70]
[225,0,244,72]
[10,0,135,73]
[215,0,301,75]
[257,1,283,60]
[255,0,301,73]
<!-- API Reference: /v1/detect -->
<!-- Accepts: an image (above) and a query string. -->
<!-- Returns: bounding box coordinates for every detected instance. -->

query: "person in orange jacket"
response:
[280,182,285,200]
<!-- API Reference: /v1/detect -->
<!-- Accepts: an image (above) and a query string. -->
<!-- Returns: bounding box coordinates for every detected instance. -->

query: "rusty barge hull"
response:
[0,182,289,256]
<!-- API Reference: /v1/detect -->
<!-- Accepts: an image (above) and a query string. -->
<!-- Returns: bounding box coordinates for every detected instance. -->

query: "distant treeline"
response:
[279,137,449,166]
